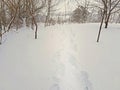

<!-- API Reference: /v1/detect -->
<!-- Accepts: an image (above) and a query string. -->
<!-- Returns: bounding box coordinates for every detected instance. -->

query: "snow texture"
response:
[0,23,120,90]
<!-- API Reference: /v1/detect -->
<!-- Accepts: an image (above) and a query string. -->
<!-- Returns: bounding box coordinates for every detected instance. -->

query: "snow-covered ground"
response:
[0,23,120,90]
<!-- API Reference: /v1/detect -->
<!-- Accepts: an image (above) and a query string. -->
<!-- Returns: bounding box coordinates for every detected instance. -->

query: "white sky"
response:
[56,0,95,13]
[56,0,79,13]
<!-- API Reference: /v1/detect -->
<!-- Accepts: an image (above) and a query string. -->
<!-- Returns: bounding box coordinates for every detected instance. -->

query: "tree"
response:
[0,18,2,45]
[96,0,120,42]
[45,0,60,26]
[94,0,120,28]
[0,0,45,44]
[71,5,89,23]
[71,6,82,23]
[7,0,44,35]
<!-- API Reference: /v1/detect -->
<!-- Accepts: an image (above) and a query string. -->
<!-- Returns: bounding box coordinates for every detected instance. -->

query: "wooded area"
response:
[0,0,120,44]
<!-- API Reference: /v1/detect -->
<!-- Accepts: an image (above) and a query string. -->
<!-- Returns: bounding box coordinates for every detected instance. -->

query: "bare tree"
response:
[0,0,46,44]
[45,0,60,26]
[25,0,45,39]
[96,0,120,42]
[94,0,120,28]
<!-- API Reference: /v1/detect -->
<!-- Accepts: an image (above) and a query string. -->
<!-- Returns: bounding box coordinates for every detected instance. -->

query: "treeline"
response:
[1,0,120,44]
[0,0,61,44]
[0,0,46,44]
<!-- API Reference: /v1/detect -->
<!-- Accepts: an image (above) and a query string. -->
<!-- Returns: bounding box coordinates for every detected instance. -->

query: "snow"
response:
[0,23,120,90]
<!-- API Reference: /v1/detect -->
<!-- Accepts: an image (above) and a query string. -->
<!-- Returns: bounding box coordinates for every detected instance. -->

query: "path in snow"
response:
[49,25,92,90]
[1,23,120,90]
[0,24,93,90]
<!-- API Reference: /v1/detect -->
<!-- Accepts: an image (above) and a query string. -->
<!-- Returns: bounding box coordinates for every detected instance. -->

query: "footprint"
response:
[50,84,60,90]
[52,76,60,83]
[72,44,78,52]
[68,54,81,69]
[54,63,65,79]
[80,71,93,90]
[52,51,61,62]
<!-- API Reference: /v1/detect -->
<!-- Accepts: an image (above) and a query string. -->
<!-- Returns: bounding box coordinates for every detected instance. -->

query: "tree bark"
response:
[97,11,105,42]
[105,12,111,28]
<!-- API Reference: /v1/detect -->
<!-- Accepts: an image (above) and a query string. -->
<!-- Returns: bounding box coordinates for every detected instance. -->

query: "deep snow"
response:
[0,23,120,90]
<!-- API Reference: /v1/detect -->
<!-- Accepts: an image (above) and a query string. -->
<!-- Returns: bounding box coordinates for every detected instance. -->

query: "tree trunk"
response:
[105,12,111,28]
[105,21,108,28]
[45,0,51,27]
[0,21,2,45]
[97,11,105,42]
